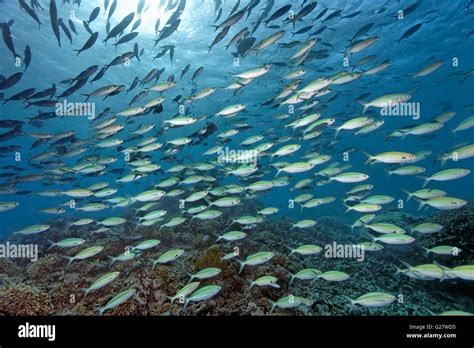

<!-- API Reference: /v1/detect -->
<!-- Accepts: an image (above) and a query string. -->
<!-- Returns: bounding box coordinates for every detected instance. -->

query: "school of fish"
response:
[0,0,473,316]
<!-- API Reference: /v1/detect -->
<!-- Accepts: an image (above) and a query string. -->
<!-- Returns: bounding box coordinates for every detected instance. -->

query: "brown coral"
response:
[0,282,53,315]
[193,244,233,278]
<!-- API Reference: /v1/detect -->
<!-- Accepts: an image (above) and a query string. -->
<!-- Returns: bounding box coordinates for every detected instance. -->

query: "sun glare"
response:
[111,0,170,36]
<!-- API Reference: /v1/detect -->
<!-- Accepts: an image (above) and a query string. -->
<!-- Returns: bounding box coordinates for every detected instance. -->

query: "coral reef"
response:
[0,202,472,316]
[0,282,53,315]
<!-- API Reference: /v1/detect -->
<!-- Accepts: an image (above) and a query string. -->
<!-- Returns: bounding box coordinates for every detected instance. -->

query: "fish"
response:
[14,224,50,235]
[48,238,86,250]
[346,36,379,55]
[360,93,411,114]
[452,116,474,134]
[440,144,474,166]
[316,271,350,282]
[367,233,415,245]
[419,169,470,187]
[23,45,31,71]
[188,267,221,282]
[1,21,21,60]
[345,292,396,311]
[168,282,200,304]
[288,268,320,285]
[152,249,184,267]
[363,151,416,165]
[49,0,61,47]
[182,285,221,311]
[65,246,104,267]
[397,23,423,43]
[416,197,467,211]
[103,13,135,43]
[237,251,274,274]
[87,7,100,24]
[209,26,230,52]
[215,231,247,242]
[269,295,313,314]
[0,0,470,320]
[265,4,292,26]
[98,288,135,315]
[422,245,461,256]
[249,275,280,289]
[287,244,322,256]
[19,0,42,27]
[74,32,99,55]
[0,72,23,90]
[83,271,120,299]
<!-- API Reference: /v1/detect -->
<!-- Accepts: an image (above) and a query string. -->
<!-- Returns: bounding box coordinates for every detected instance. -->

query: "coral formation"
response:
[0,203,472,316]
[0,282,53,315]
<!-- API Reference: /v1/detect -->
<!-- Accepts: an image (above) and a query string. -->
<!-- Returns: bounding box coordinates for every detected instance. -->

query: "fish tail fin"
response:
[342,296,356,313]
[182,299,191,312]
[268,300,277,315]
[344,204,353,213]
[98,307,105,315]
[359,101,369,115]
[364,232,375,241]
[64,256,74,268]
[433,260,451,278]
[107,256,115,266]
[414,198,426,212]
[187,273,195,283]
[439,155,447,167]
[393,263,403,275]
[289,273,295,286]
[398,259,413,270]
[236,259,246,274]
[419,245,430,255]
[284,245,294,255]
[417,176,430,188]
[361,150,373,165]
[46,239,56,251]
[82,288,90,300]
[401,189,413,202]
[248,280,254,290]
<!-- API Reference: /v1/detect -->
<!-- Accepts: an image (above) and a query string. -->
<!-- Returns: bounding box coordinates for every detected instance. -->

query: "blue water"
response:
[0,0,473,317]
[1,0,472,233]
